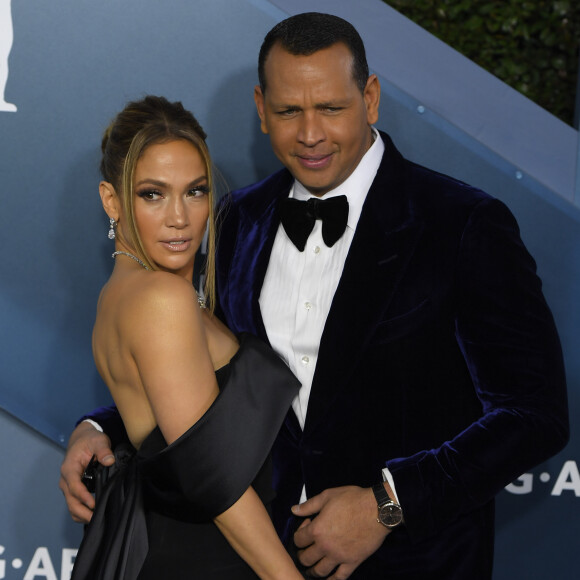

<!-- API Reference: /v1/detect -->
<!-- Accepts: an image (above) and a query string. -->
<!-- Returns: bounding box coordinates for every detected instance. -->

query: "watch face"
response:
[378,503,403,528]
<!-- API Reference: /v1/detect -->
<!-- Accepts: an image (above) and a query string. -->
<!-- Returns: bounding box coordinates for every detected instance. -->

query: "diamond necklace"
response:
[112,251,150,270]
[111,250,206,309]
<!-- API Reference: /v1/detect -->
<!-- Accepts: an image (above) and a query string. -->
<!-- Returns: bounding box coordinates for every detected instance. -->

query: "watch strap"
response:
[372,482,391,507]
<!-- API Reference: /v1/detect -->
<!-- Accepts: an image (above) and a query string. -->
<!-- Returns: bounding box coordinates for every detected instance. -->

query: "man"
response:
[60,12,568,579]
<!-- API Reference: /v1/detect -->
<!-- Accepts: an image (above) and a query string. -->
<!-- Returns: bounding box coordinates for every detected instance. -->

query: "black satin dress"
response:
[71,334,300,580]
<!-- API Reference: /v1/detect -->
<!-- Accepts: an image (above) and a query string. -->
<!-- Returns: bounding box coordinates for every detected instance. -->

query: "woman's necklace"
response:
[112,251,149,270]
[111,250,207,309]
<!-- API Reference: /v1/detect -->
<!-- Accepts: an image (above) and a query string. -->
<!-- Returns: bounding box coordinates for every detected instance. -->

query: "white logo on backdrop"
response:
[0,545,77,580]
[0,0,17,112]
[505,459,580,496]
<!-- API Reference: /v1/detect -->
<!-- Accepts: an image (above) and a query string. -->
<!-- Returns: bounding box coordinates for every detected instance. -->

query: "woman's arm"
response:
[215,487,302,580]
[126,274,219,445]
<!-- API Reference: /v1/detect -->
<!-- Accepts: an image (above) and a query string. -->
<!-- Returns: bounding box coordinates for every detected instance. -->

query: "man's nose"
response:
[297,111,325,147]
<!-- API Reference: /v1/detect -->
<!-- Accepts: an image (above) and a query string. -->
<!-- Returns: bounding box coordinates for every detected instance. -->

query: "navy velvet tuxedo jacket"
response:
[214,132,569,578]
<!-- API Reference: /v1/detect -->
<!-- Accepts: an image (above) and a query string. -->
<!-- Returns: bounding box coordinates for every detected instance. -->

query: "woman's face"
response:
[123,139,210,281]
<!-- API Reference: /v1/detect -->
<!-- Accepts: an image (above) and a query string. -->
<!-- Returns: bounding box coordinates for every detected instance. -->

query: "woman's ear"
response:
[99,181,120,221]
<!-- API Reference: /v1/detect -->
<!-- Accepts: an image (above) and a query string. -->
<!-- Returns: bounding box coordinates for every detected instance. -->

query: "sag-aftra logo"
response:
[0,547,76,580]
[505,460,580,496]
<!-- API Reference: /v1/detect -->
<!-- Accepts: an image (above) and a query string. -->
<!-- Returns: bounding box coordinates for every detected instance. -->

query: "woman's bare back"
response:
[92,266,238,449]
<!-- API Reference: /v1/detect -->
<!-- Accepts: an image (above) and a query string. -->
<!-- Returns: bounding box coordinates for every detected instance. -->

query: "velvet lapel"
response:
[223,170,303,440]
[224,170,293,342]
[303,134,424,438]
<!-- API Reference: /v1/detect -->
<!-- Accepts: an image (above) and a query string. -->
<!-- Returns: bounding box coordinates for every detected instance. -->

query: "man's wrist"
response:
[372,482,403,529]
[82,419,104,433]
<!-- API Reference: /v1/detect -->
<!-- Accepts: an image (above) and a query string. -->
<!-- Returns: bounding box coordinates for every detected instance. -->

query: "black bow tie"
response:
[278,195,349,252]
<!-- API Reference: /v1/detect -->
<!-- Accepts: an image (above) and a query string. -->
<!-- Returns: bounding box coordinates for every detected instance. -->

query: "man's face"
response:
[254,42,380,197]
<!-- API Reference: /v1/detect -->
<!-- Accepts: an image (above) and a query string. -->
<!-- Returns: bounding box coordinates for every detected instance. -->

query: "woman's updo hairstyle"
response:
[100,96,216,310]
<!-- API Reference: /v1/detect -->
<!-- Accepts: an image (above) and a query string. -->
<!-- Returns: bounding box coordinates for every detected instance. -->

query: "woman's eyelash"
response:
[135,186,208,199]
[137,189,161,199]
[187,185,210,197]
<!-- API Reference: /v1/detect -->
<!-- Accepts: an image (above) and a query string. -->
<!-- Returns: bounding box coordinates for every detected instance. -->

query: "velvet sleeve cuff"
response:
[77,405,129,449]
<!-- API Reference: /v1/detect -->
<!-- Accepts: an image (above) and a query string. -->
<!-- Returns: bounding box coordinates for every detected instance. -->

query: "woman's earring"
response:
[108,218,117,240]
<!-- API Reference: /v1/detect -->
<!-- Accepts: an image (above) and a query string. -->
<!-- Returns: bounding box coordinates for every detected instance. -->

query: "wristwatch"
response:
[372,483,403,529]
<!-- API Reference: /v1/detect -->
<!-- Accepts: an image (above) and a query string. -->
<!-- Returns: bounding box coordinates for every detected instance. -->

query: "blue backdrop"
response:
[0,1,577,578]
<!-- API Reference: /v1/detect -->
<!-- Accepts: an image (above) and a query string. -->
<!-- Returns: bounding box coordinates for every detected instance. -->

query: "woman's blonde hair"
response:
[101,95,216,311]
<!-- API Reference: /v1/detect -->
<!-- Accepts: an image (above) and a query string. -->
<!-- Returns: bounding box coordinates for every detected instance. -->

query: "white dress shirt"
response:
[260,129,399,502]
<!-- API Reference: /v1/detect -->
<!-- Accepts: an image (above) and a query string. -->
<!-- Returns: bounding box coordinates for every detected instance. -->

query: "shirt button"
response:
[313,246,321,254]
[304,301,312,310]
[301,356,310,365]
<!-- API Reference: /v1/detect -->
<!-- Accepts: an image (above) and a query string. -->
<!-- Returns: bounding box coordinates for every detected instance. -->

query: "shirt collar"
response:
[291,127,384,230]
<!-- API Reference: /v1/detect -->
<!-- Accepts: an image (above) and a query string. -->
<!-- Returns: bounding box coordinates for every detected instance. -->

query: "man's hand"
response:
[292,486,389,579]
[58,421,114,524]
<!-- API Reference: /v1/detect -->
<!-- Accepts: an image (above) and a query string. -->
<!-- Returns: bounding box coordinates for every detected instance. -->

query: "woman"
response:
[72,96,302,579]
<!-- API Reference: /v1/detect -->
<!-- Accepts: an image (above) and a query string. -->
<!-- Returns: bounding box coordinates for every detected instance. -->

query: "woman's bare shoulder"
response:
[128,271,197,308]
[119,271,201,337]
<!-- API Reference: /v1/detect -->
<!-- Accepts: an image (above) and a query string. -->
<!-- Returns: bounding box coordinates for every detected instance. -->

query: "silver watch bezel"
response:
[377,499,403,529]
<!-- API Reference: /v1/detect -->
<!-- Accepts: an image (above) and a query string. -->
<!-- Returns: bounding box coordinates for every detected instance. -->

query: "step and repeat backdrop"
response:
[0,1,578,578]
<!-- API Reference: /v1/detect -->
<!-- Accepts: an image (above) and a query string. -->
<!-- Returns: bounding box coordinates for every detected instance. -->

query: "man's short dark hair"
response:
[258,12,370,94]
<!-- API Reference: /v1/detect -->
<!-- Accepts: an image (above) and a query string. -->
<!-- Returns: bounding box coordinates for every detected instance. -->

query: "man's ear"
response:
[254,85,269,135]
[364,74,381,126]
[99,181,120,221]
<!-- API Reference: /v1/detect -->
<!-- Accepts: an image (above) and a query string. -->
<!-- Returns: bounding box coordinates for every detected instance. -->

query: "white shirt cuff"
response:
[82,418,103,433]
[382,467,400,505]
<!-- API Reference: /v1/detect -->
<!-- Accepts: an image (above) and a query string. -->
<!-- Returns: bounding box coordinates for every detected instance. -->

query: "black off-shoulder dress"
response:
[71,334,300,580]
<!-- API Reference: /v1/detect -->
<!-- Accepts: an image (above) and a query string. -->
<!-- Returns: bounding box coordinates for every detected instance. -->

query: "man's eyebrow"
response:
[271,102,301,109]
[271,99,349,109]
[316,101,345,108]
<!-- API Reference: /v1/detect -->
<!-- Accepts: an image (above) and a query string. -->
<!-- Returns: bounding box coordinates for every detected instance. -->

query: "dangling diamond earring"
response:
[108,218,117,240]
